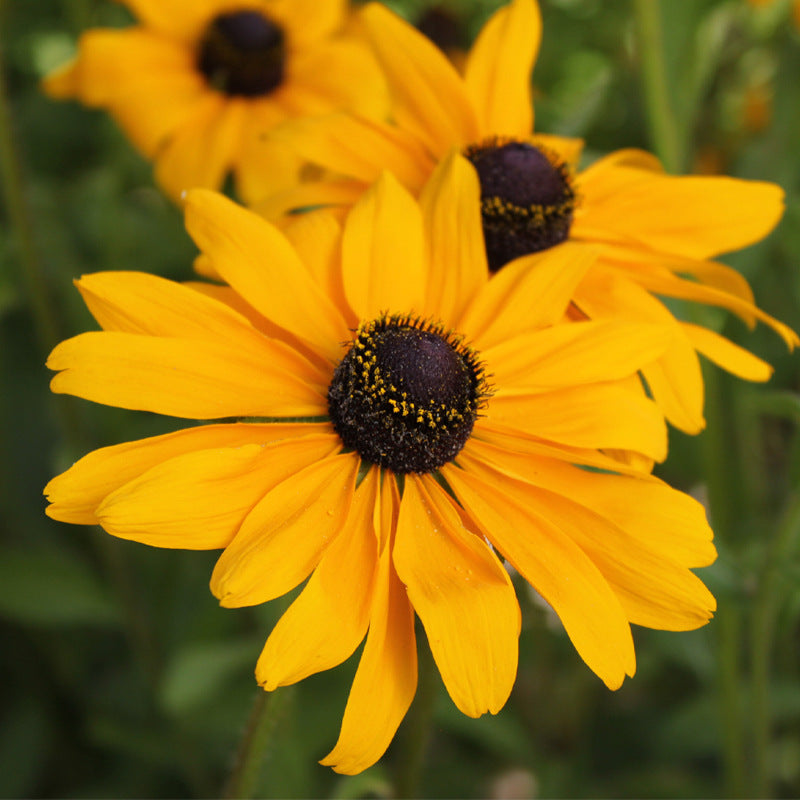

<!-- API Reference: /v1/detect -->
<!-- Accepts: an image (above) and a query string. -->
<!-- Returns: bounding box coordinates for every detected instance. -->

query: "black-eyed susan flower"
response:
[43,0,386,202]
[45,156,716,775]
[260,0,798,436]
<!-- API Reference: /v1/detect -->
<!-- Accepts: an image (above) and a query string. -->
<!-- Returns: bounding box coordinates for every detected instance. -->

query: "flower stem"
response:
[750,492,800,797]
[224,687,294,799]
[632,0,685,173]
[394,636,437,799]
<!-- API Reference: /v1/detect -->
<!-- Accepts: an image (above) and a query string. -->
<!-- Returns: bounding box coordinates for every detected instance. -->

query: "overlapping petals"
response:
[46,160,716,776]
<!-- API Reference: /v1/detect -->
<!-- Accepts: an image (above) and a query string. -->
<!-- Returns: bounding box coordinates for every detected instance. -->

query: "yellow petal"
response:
[48,331,326,419]
[484,320,671,389]
[682,322,773,382]
[360,3,480,154]
[253,178,365,223]
[154,94,247,200]
[256,467,380,688]
[444,463,635,689]
[96,433,340,548]
[463,0,539,138]
[451,454,715,633]
[210,452,360,607]
[461,438,716,568]
[419,151,487,324]
[394,476,520,717]
[341,172,427,320]
[487,382,668,462]
[120,0,217,42]
[44,422,323,525]
[270,0,347,45]
[573,269,706,433]
[321,491,417,775]
[576,156,785,259]
[184,189,351,362]
[234,132,303,207]
[458,241,597,349]
[269,113,430,190]
[76,270,283,346]
[474,422,656,480]
[279,39,388,119]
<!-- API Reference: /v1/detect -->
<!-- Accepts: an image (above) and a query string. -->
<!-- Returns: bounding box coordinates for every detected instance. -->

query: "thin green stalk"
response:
[701,365,748,799]
[632,0,685,173]
[394,637,438,799]
[224,687,294,799]
[750,493,800,797]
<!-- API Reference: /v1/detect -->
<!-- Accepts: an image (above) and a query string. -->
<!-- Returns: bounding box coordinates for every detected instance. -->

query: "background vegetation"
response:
[1,0,799,797]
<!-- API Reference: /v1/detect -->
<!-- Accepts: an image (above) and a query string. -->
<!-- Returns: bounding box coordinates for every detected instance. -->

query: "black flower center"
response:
[465,138,576,272]
[328,315,489,474]
[197,10,286,97]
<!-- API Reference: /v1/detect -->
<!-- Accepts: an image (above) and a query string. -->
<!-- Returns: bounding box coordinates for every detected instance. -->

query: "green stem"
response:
[632,0,685,173]
[224,687,294,799]
[750,493,800,797]
[701,365,748,799]
[394,636,438,799]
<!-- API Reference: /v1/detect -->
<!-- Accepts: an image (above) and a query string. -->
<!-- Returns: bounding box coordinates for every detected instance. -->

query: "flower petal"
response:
[48,331,326,419]
[269,113,431,190]
[44,422,320,525]
[682,322,773,381]
[341,172,427,320]
[270,0,347,45]
[96,433,340,548]
[458,241,597,349]
[280,39,388,119]
[256,466,380,688]
[487,382,668,462]
[444,462,635,689]
[210,452,360,607]
[184,189,351,362]
[576,155,785,259]
[321,480,417,775]
[419,151,488,324]
[394,476,520,717]
[485,320,671,389]
[463,0,539,138]
[154,93,248,200]
[462,438,716,568]
[360,2,480,154]
[120,0,217,42]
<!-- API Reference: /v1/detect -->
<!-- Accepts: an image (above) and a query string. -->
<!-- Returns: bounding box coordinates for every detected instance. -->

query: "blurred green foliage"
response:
[1,0,799,797]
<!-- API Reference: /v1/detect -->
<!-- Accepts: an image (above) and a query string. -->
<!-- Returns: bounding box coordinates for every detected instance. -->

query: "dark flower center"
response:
[197,10,286,97]
[328,315,489,474]
[465,138,576,272]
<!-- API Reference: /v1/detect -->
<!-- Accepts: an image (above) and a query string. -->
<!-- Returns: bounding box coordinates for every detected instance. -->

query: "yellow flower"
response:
[259,0,798,435]
[45,157,716,775]
[43,0,386,202]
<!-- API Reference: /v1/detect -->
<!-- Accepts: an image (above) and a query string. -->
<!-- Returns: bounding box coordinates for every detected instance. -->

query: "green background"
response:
[1,0,799,796]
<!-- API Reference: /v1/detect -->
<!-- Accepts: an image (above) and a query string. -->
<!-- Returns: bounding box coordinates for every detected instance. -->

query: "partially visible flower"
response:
[414,4,468,70]
[43,0,386,202]
[259,0,797,435]
[45,157,715,775]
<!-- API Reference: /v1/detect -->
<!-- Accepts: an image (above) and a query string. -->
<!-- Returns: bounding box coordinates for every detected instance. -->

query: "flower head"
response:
[43,0,387,202]
[45,156,716,774]
[260,0,798,435]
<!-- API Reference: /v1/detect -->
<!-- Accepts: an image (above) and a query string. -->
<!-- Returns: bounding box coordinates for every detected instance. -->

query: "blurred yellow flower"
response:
[43,0,386,202]
[261,0,797,435]
[45,157,715,775]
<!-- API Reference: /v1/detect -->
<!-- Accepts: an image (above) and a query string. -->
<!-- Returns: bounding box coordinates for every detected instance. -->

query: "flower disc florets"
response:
[328,315,490,474]
[198,10,286,97]
[465,138,576,272]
